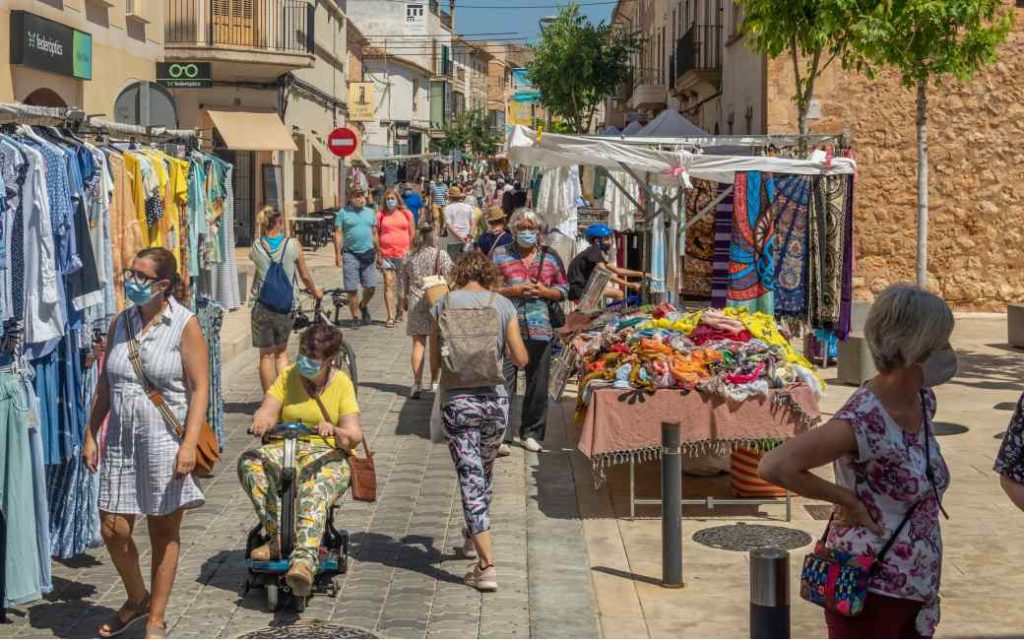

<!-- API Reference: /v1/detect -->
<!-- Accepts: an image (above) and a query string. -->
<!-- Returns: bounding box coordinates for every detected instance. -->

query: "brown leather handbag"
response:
[313,395,377,502]
[124,309,221,476]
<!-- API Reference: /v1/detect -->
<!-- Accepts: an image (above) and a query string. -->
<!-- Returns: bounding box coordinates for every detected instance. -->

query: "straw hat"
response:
[448,185,464,199]
[486,207,506,223]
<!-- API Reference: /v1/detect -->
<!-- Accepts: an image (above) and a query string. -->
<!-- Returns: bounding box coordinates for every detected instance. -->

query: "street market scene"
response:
[0,0,1023,638]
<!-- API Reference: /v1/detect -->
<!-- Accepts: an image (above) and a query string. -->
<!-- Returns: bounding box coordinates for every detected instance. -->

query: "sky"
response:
[451,0,615,45]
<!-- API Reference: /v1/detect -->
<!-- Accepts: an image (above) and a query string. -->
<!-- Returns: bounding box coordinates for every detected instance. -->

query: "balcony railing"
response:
[166,0,314,55]
[675,24,722,79]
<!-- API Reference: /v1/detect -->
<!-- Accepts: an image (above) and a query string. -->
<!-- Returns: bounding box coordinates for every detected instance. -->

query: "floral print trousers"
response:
[238,441,351,571]
[442,395,510,535]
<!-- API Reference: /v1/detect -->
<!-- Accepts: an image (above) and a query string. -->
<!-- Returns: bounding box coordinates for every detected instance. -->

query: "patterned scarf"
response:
[771,175,811,319]
[809,175,848,330]
[710,184,734,308]
[727,171,776,314]
[837,175,855,340]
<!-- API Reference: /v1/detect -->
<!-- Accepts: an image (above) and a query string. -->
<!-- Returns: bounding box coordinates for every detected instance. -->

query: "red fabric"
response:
[689,324,753,345]
[824,594,926,639]
[377,209,413,258]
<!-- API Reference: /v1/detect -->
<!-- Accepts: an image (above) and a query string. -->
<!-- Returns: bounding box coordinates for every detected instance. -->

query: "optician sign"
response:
[157,62,213,88]
[10,11,92,80]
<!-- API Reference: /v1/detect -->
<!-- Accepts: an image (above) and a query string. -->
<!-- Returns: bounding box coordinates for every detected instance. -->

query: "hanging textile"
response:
[727,172,776,314]
[206,158,241,310]
[197,296,225,448]
[809,175,848,331]
[771,175,812,319]
[649,213,667,294]
[603,170,639,232]
[681,179,716,298]
[837,175,855,340]
[710,185,733,308]
[534,165,581,238]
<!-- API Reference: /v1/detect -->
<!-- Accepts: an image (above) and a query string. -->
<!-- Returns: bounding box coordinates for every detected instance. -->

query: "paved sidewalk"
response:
[8,274,599,639]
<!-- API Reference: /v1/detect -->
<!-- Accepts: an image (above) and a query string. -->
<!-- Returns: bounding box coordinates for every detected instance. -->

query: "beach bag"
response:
[437,292,504,389]
[422,248,450,307]
[257,238,294,313]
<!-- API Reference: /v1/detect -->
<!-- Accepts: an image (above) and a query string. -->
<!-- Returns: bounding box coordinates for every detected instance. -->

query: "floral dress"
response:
[827,386,950,637]
[995,391,1024,483]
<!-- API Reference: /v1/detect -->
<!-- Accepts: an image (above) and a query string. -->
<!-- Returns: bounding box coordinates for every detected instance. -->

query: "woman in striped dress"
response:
[83,248,210,639]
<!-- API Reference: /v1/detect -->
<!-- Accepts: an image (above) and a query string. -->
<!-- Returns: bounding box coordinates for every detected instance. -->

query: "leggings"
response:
[825,593,926,638]
[442,395,510,535]
[238,441,351,571]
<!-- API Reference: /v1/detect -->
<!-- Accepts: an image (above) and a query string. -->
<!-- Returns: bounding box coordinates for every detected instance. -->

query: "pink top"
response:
[377,209,413,259]
[827,386,949,636]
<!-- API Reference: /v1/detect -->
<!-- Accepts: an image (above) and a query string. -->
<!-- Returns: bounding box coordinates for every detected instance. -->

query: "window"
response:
[730,1,744,36]
[114,81,178,128]
[407,3,424,21]
[412,79,419,111]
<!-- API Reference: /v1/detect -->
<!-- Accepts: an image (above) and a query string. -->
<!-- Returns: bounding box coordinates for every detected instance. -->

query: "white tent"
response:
[508,125,856,186]
[636,108,705,137]
[621,120,644,136]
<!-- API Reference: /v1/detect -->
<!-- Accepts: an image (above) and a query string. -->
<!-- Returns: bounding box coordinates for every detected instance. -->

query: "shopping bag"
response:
[429,392,446,443]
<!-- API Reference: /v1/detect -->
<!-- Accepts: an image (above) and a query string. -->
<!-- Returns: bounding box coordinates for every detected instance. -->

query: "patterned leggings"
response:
[237,441,351,570]
[442,395,510,535]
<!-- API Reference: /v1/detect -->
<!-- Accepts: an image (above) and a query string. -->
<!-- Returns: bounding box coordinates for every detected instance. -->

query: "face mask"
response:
[296,354,324,380]
[125,281,158,306]
[385,199,398,210]
[516,230,538,248]
[919,348,957,388]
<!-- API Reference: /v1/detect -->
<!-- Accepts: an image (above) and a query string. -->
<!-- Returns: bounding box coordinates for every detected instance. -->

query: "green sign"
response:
[157,62,212,88]
[10,11,92,80]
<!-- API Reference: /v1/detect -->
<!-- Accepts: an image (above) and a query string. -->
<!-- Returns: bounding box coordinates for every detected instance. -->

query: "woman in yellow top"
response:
[238,324,364,596]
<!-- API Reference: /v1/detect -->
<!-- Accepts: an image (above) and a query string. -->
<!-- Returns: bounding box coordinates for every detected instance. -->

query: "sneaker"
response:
[460,529,478,560]
[409,383,422,399]
[360,305,371,325]
[497,443,512,457]
[465,563,498,592]
[429,381,439,394]
[285,559,314,597]
[521,437,542,453]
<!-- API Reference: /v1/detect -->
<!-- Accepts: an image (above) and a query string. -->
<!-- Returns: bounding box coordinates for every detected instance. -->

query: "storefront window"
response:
[114,81,178,128]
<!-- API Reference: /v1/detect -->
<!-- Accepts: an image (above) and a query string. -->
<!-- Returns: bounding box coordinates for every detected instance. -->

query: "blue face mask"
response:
[385,199,398,210]
[516,230,538,248]
[296,354,324,380]
[125,281,157,306]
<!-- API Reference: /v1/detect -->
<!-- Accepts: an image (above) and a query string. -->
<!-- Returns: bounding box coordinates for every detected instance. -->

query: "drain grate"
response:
[240,621,379,639]
[692,523,812,552]
[933,422,969,436]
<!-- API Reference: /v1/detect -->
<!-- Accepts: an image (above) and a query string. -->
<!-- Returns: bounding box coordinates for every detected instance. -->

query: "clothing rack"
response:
[0,102,201,143]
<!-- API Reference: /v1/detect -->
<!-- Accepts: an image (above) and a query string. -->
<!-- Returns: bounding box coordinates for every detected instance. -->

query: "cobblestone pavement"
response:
[8,285,599,639]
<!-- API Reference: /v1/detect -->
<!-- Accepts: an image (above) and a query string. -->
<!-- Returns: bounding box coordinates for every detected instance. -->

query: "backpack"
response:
[257,238,294,313]
[437,292,505,389]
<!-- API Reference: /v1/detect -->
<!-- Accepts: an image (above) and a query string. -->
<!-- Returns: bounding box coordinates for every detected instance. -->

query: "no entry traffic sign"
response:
[328,127,359,158]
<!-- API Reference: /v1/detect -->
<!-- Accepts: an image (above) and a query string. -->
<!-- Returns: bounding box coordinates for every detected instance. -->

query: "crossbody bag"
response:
[124,309,221,476]
[531,246,565,329]
[312,393,377,502]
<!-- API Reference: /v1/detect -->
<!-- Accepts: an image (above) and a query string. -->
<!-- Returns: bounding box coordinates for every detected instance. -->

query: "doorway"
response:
[216,150,257,246]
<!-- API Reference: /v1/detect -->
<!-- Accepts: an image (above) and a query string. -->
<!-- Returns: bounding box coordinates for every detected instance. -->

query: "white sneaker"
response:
[429,381,439,393]
[409,383,422,399]
[461,529,478,560]
[497,443,512,457]
[521,437,542,453]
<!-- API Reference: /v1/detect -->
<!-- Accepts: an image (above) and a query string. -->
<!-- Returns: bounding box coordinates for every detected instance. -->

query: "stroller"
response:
[242,422,350,612]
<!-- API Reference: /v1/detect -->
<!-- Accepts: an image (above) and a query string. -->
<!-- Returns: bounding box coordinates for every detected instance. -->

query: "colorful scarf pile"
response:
[772,175,811,319]
[728,171,777,314]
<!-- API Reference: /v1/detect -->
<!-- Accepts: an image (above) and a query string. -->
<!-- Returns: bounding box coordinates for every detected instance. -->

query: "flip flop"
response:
[97,594,151,638]
[385,318,396,329]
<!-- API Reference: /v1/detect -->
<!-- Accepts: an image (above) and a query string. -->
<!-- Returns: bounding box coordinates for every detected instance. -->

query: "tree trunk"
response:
[916,78,928,289]
[797,104,809,152]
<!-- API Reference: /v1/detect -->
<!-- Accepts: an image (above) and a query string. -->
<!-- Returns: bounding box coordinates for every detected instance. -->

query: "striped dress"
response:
[98,297,205,516]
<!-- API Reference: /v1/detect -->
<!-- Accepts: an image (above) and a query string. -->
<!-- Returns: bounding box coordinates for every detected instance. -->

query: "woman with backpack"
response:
[400,222,454,399]
[430,251,529,592]
[250,206,324,392]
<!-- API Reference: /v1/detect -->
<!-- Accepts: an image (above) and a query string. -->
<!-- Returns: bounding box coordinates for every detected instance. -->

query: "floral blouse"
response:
[827,386,950,637]
[995,391,1024,484]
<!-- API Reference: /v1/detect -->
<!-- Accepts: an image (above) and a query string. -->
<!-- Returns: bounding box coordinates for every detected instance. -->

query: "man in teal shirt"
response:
[334,186,381,324]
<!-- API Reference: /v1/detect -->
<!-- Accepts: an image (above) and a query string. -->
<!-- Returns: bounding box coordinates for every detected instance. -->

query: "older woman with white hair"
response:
[491,209,568,454]
[759,284,954,639]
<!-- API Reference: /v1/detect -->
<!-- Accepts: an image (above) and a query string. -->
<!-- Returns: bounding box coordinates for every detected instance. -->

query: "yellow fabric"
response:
[142,150,169,247]
[268,365,360,447]
[163,156,189,266]
[122,152,151,245]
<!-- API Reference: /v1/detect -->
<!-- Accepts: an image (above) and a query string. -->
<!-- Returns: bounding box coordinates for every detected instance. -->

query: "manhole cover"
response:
[933,422,969,436]
[693,524,812,552]
[240,621,379,639]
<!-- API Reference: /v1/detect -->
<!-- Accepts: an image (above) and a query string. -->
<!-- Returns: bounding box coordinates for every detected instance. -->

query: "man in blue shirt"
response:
[334,186,380,324]
[402,182,424,224]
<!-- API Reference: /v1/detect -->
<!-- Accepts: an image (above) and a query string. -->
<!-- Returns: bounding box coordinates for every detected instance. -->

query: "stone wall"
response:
[765,10,1024,310]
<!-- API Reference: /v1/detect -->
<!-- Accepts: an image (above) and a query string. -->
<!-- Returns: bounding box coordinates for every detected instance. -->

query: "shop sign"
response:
[348,82,376,122]
[157,62,212,88]
[10,11,92,80]
[394,121,410,138]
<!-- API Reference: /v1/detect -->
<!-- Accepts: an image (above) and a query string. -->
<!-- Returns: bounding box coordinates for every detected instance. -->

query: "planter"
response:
[730,448,787,498]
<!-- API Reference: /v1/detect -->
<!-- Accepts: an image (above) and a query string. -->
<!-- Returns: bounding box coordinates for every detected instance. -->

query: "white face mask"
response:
[919,348,958,387]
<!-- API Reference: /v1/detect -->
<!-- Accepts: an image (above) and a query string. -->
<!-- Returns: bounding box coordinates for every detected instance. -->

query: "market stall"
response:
[508,124,858,519]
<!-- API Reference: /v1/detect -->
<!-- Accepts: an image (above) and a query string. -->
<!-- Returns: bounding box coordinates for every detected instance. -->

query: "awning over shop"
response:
[206,109,297,151]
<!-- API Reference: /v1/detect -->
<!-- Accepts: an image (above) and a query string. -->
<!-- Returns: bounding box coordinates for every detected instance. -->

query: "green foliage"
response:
[437,109,503,157]
[529,3,641,134]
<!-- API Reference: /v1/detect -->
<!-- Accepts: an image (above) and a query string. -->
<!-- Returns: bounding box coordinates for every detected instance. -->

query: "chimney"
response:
[449,0,455,29]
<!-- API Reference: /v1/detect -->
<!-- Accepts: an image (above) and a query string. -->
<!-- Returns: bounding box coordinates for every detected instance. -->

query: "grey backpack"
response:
[437,292,505,389]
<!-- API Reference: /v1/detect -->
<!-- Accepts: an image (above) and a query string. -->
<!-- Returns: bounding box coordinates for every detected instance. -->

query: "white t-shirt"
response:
[444,202,475,240]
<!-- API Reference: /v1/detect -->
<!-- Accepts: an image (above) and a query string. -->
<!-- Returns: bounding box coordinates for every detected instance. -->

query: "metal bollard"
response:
[661,421,683,588]
[750,548,790,639]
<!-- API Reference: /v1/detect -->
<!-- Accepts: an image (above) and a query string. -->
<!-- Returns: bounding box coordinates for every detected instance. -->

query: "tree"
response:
[529,3,640,134]
[741,0,856,143]
[847,0,1012,287]
[437,109,503,157]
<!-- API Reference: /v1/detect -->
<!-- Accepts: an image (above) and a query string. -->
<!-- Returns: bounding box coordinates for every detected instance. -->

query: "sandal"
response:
[96,593,151,638]
[145,621,168,639]
[385,317,396,329]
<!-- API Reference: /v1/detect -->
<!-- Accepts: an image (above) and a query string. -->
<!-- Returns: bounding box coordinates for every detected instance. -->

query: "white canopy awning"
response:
[508,125,856,185]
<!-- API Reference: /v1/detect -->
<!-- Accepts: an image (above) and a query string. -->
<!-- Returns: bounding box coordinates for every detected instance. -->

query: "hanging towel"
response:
[771,175,811,319]
[809,175,848,330]
[710,185,733,308]
[727,171,776,314]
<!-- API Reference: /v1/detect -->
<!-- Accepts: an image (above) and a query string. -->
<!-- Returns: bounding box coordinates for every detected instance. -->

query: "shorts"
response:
[252,302,294,349]
[380,257,404,272]
[342,249,378,291]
